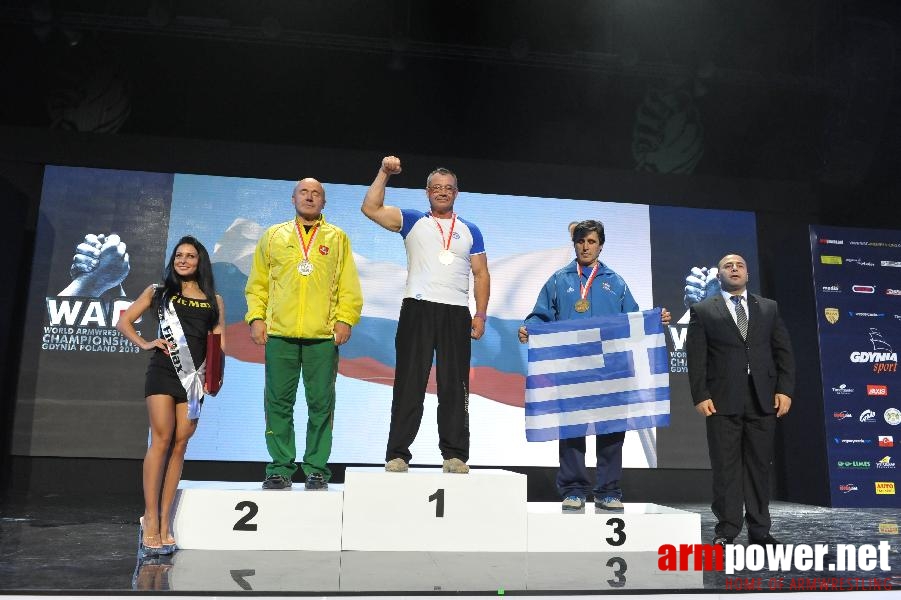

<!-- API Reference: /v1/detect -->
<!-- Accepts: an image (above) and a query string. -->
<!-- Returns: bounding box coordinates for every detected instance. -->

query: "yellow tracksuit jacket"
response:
[244,216,363,338]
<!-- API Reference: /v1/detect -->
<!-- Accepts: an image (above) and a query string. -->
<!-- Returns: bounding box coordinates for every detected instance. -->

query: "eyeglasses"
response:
[428,185,457,193]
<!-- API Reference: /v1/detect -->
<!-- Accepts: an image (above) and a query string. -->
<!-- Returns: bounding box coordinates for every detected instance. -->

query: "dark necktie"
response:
[731,295,748,339]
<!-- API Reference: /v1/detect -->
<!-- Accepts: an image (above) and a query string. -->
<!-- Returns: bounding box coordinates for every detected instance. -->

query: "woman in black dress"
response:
[117,236,225,556]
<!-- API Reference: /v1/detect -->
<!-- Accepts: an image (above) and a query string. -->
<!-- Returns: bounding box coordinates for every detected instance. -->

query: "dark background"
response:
[2,0,901,506]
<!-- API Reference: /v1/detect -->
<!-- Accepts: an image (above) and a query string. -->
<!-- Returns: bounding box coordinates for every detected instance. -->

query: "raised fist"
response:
[60,233,130,297]
[683,266,720,308]
[381,155,402,175]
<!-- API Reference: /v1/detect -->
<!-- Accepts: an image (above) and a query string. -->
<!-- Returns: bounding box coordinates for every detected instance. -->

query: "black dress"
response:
[144,294,217,400]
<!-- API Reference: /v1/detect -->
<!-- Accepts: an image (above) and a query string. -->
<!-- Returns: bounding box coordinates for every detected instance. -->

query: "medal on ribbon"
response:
[295,219,320,276]
[574,262,600,313]
[431,213,457,266]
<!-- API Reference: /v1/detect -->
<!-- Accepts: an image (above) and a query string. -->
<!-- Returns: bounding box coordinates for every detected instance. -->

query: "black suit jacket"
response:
[686,293,795,415]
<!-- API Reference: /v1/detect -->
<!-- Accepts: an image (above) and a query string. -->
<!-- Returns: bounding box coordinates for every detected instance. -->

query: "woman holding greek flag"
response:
[117,235,225,557]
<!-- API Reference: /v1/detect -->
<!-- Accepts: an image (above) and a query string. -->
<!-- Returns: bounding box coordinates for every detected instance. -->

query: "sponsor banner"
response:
[811,225,901,508]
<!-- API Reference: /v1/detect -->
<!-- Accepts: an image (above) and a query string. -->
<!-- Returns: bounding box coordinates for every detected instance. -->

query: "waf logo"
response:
[852,285,876,294]
[875,482,896,495]
[838,483,858,493]
[860,409,876,423]
[824,308,839,324]
[867,385,888,396]
[318,245,329,256]
[879,435,895,447]
[849,329,898,374]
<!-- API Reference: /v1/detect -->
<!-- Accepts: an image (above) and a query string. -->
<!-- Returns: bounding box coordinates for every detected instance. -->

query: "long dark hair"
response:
[155,236,219,325]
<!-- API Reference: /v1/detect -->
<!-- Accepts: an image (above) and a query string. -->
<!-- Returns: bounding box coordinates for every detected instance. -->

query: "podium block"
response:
[341,467,528,552]
[527,502,701,552]
[172,480,343,551]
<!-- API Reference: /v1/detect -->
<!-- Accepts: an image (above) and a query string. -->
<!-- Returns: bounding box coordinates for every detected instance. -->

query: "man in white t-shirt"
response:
[362,156,491,474]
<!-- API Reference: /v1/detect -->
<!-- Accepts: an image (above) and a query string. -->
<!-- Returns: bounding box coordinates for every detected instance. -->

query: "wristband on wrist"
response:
[474,312,487,320]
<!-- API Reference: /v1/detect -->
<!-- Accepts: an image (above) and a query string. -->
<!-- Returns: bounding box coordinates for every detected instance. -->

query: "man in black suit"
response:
[686,254,795,547]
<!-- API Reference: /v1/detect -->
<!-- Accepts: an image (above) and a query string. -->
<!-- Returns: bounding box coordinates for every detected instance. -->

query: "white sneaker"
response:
[562,495,585,511]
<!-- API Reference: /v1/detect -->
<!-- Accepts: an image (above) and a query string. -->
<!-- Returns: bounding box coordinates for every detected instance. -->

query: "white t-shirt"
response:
[399,209,486,307]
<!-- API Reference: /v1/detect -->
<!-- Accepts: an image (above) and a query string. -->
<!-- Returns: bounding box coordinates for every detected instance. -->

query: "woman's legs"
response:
[142,394,176,548]
[159,401,197,545]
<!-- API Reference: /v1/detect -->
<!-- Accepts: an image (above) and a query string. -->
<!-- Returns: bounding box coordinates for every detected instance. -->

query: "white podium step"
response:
[527,502,701,552]
[172,480,343,551]
[340,467,528,552]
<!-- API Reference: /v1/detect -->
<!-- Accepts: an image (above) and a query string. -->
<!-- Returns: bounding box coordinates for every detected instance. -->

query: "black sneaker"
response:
[304,473,328,491]
[262,474,292,490]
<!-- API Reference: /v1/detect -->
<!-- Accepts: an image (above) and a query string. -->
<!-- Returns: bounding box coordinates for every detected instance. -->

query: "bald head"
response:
[292,178,326,224]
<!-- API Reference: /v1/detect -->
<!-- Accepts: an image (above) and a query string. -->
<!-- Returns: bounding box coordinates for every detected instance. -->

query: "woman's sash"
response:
[157,300,205,419]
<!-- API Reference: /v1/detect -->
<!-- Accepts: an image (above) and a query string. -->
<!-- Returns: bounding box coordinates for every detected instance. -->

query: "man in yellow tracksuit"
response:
[245,178,363,491]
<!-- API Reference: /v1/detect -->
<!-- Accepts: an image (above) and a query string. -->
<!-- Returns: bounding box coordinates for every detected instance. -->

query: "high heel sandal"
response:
[138,517,163,558]
[159,533,178,555]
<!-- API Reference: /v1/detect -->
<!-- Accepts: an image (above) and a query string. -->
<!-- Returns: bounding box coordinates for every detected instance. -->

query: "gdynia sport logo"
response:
[658,541,892,579]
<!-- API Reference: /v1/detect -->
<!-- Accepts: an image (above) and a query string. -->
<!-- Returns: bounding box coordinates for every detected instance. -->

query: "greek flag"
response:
[525,308,670,442]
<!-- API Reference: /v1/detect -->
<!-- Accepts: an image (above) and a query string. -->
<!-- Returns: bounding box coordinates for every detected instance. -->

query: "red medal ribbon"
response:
[294,219,321,261]
[430,212,457,251]
[576,262,600,301]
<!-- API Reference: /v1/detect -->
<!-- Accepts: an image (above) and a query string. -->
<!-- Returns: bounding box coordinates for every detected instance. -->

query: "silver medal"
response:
[298,259,314,276]
[438,249,454,265]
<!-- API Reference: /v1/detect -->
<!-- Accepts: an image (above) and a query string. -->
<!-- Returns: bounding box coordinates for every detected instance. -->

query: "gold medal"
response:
[575,262,599,315]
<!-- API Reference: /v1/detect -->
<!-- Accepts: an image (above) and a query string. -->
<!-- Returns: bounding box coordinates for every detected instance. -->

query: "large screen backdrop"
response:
[14,166,758,468]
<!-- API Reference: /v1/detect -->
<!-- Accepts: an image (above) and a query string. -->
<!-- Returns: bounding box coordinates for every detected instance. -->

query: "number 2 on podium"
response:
[428,488,445,518]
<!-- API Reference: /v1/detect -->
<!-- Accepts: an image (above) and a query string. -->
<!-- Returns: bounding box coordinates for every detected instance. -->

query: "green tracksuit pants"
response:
[264,336,337,481]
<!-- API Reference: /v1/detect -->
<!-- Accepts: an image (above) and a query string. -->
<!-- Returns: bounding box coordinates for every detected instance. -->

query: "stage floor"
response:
[0,491,898,594]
